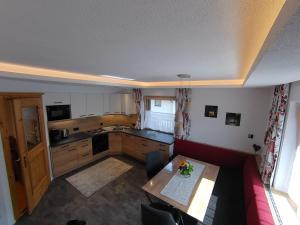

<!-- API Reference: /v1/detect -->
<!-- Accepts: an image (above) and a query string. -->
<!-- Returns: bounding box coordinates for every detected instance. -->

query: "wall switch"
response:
[248,134,254,139]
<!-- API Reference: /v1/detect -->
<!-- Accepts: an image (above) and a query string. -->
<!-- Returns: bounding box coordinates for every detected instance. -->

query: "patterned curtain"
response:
[260,84,290,184]
[174,88,192,140]
[133,88,142,130]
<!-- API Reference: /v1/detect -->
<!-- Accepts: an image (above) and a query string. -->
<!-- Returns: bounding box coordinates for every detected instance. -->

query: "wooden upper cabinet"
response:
[43,93,70,106]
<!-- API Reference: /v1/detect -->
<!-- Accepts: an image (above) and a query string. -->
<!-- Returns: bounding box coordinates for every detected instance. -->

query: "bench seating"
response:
[174,139,275,225]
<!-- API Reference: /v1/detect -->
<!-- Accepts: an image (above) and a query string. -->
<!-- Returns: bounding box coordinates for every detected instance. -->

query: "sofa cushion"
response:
[243,156,265,209]
[174,139,249,168]
[247,196,275,225]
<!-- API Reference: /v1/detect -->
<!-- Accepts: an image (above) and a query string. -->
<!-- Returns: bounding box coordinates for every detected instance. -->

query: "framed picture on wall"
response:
[205,105,218,118]
[225,113,241,126]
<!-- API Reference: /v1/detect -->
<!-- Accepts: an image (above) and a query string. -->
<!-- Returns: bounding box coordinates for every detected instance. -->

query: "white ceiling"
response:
[246,6,300,86]
[0,0,299,87]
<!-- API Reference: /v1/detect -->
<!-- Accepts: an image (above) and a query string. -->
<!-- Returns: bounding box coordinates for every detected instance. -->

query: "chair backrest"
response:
[146,151,164,179]
[141,204,177,225]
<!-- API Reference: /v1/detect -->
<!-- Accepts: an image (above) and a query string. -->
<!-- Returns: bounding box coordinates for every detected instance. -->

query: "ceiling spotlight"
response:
[177,74,191,79]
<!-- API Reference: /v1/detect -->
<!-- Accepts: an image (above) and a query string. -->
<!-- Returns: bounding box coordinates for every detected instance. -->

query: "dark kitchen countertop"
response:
[122,129,174,145]
[50,132,91,148]
[50,128,174,148]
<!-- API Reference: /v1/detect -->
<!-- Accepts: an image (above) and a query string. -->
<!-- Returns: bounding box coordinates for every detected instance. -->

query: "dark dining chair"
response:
[141,203,182,225]
[145,151,165,179]
[66,220,86,225]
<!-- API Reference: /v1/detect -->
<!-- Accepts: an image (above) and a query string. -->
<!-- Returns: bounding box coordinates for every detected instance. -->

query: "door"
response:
[13,98,50,214]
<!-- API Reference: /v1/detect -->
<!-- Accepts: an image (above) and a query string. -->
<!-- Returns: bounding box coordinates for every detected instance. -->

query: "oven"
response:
[46,105,71,121]
[92,133,109,155]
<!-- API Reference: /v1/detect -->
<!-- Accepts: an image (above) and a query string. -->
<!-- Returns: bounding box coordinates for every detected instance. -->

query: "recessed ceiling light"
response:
[100,75,135,81]
[177,74,191,79]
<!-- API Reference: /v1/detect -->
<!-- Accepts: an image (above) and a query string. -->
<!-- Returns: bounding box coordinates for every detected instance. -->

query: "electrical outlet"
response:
[248,134,254,139]
[73,127,79,131]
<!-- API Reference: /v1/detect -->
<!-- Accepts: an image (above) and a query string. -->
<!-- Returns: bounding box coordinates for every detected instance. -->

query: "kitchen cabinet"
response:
[109,132,122,153]
[71,93,87,119]
[86,93,103,117]
[44,92,71,106]
[110,94,123,114]
[122,94,136,115]
[71,93,103,119]
[103,94,110,114]
[122,134,170,163]
[51,138,93,177]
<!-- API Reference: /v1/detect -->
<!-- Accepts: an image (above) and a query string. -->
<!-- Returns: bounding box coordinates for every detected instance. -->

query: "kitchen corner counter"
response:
[122,129,174,145]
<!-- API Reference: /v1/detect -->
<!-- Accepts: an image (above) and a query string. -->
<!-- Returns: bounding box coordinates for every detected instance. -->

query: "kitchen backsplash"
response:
[47,114,137,134]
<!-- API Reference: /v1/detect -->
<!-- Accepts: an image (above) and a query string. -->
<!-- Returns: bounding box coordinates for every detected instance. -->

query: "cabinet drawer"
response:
[78,151,93,165]
[53,159,78,177]
[52,147,78,163]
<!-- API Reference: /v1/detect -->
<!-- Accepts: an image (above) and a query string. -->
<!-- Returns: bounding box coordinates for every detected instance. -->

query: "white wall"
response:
[143,88,272,153]
[274,81,300,192]
[0,77,125,94]
[0,131,15,225]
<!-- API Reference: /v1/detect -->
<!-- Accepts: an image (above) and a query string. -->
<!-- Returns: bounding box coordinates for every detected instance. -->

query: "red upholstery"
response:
[243,156,275,225]
[173,139,275,225]
[174,139,249,168]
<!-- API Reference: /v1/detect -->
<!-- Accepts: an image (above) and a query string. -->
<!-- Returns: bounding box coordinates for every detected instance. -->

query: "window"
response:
[154,100,162,107]
[144,96,176,133]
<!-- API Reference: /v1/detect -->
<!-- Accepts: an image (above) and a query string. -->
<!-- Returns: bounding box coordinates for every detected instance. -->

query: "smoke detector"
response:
[177,74,191,79]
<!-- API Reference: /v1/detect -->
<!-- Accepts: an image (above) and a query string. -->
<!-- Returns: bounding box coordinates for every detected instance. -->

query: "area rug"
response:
[66,157,133,197]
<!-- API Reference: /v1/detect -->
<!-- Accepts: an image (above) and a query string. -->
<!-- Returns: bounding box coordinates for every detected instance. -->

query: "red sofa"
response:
[174,139,275,225]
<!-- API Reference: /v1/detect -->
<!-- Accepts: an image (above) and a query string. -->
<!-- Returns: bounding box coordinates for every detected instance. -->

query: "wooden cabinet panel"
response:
[51,138,92,177]
[122,134,171,163]
[109,132,122,153]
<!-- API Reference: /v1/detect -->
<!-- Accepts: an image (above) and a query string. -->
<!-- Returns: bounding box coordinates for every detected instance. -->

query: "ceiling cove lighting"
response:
[100,75,135,81]
[0,62,244,88]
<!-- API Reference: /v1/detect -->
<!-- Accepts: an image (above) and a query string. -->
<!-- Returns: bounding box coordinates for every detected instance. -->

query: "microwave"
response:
[46,105,71,121]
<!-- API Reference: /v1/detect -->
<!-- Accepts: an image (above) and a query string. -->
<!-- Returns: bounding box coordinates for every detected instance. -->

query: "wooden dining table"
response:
[142,155,220,222]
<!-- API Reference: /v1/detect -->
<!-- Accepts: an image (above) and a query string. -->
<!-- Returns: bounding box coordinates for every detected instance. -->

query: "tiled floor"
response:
[15,155,246,225]
[16,156,149,225]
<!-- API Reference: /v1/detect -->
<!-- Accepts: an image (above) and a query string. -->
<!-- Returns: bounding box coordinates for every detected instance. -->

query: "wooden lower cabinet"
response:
[51,138,92,177]
[51,133,172,177]
[122,134,171,163]
[109,132,122,153]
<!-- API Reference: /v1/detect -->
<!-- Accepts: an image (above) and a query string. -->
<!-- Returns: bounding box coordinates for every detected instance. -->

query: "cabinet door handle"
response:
[88,114,95,116]
[81,153,90,157]
[62,145,70,149]
[79,115,86,118]
[54,101,63,104]
[81,144,89,148]
[68,148,77,152]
